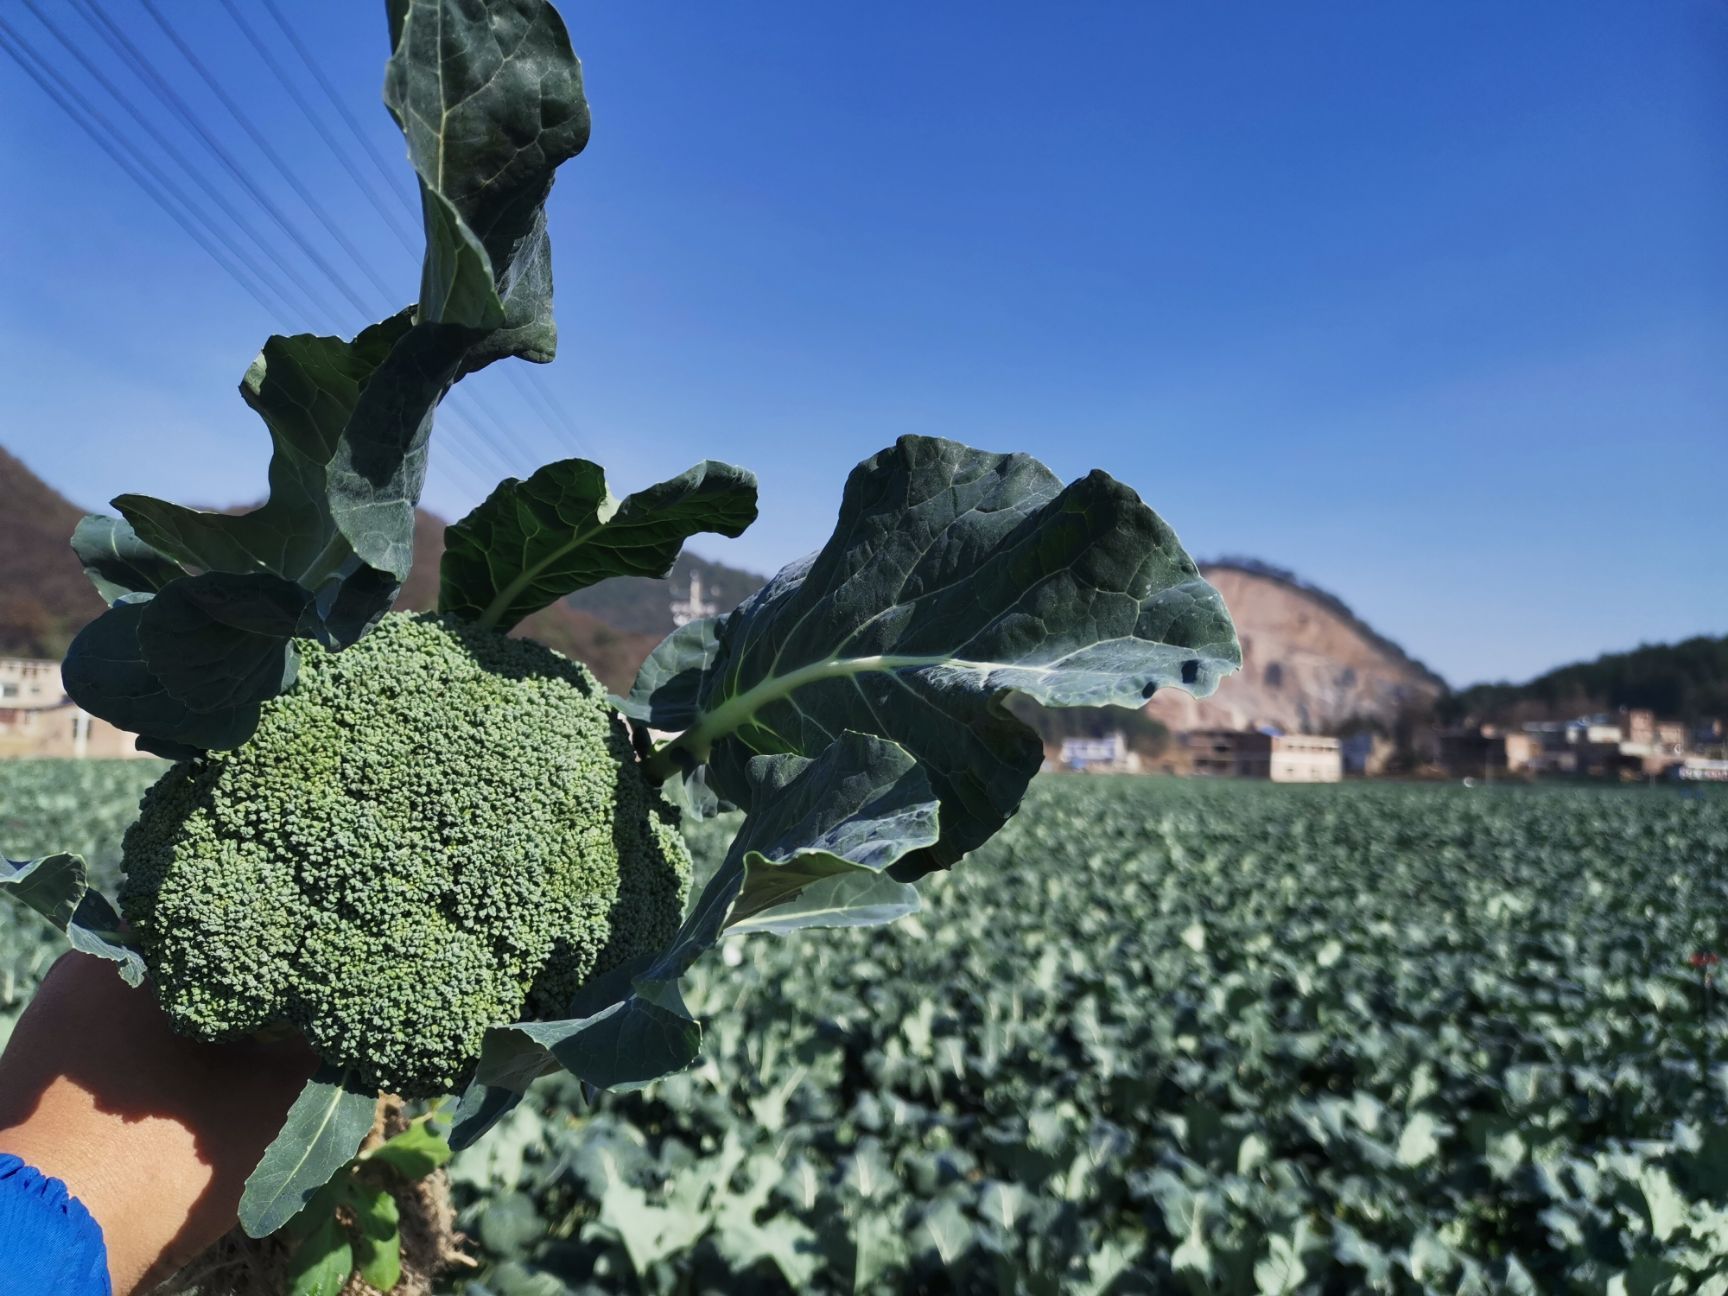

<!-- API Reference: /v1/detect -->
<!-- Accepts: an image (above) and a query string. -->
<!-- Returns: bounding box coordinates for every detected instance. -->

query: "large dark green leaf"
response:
[116,316,412,585]
[136,572,315,713]
[633,436,1241,874]
[63,599,263,756]
[619,616,723,732]
[0,852,145,986]
[461,733,936,1111]
[240,1065,378,1238]
[70,515,184,604]
[384,0,589,368]
[440,458,758,632]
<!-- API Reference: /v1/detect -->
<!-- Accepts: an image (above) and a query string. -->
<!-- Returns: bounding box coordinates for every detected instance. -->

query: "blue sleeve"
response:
[0,1153,112,1295]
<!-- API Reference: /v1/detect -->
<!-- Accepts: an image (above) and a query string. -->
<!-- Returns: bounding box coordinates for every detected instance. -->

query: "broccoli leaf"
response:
[385,0,590,369]
[621,615,723,733]
[66,0,596,755]
[286,1210,353,1296]
[458,733,936,1116]
[0,852,145,986]
[70,515,184,604]
[135,572,317,713]
[727,866,919,936]
[633,435,1241,875]
[115,315,417,590]
[63,599,264,756]
[351,1184,403,1292]
[241,1065,378,1238]
[440,458,758,632]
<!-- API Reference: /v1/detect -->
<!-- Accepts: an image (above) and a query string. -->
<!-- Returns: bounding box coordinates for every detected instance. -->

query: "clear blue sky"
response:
[1,2,1722,686]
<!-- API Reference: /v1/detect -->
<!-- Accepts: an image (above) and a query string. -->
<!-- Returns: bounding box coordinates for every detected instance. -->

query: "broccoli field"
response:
[6,765,1728,1294]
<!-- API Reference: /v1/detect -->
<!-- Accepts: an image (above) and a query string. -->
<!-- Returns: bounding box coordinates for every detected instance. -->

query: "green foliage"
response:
[6,0,1243,1254]
[16,769,1728,1289]
[0,760,161,1045]
[62,0,594,756]
[627,436,1241,875]
[439,458,758,633]
[0,851,142,986]
[119,613,691,1102]
[244,1066,381,1240]
[1452,633,1728,727]
[455,734,938,1132]
[283,1107,455,1295]
[440,778,1728,1294]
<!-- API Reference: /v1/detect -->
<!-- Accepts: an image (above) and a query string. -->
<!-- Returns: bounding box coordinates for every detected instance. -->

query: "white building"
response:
[0,657,144,759]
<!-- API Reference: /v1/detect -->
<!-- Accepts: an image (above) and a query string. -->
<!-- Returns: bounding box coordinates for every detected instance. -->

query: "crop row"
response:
[5,766,1728,1293]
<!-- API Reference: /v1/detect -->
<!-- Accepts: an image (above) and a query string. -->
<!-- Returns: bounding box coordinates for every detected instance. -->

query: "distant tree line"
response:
[1445,635,1728,726]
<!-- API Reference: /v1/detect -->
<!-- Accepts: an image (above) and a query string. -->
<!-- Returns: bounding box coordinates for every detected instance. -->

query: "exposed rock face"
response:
[1147,563,1445,735]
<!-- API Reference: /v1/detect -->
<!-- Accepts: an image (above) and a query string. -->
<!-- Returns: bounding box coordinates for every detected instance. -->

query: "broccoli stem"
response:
[640,651,956,783]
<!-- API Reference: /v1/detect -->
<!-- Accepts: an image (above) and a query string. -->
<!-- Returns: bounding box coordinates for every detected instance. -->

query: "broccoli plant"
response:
[0,0,1240,1285]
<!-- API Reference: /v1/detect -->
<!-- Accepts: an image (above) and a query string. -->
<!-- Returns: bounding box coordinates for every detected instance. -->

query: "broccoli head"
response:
[118,612,691,1098]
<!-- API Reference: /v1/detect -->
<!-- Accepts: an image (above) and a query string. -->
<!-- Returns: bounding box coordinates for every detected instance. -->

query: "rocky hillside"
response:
[1146,561,1447,735]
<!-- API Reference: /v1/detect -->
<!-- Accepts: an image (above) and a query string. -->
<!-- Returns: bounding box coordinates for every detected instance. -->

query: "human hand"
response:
[0,952,317,1295]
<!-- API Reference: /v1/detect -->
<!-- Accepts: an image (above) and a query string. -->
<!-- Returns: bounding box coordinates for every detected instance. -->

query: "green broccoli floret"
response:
[118,612,690,1098]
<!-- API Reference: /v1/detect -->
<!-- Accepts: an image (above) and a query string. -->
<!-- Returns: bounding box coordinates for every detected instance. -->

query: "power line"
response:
[17,0,337,323]
[0,15,282,318]
[217,0,419,259]
[446,390,545,474]
[71,0,520,484]
[259,0,421,229]
[9,2,528,502]
[213,0,542,491]
[438,408,512,495]
[242,0,585,469]
[134,0,404,308]
[0,14,474,506]
[505,368,591,460]
[131,0,542,483]
[68,0,373,322]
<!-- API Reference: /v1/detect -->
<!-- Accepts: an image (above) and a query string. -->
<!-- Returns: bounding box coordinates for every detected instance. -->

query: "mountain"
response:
[1144,559,1447,737]
[0,446,100,660]
[1447,635,1728,727]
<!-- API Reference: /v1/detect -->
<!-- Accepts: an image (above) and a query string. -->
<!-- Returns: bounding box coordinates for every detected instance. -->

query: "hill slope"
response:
[564,552,769,639]
[1449,635,1728,726]
[0,446,100,659]
[1145,561,1447,735]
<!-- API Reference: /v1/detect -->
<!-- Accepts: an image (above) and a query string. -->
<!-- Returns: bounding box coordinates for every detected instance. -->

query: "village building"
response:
[1436,726,1540,778]
[1055,733,1142,775]
[1440,707,1714,781]
[0,657,143,759]
[1185,729,1341,783]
